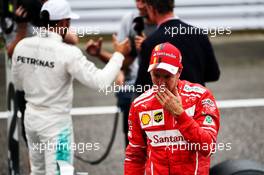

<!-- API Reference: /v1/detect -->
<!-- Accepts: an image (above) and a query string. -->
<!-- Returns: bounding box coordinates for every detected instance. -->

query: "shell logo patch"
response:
[141,114,151,125]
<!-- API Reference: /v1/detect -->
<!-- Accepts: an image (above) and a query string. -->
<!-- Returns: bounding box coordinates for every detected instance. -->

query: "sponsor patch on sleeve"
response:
[183,84,206,94]
[153,110,164,126]
[141,113,151,126]
[203,115,215,126]
[202,98,215,107]
[185,105,196,117]
[139,109,164,128]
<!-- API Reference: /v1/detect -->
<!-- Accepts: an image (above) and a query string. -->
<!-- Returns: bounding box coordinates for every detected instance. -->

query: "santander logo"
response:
[153,135,184,144]
[146,130,187,147]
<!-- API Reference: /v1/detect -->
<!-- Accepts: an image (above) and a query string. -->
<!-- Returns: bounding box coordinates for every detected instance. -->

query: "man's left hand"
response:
[134,33,146,52]
[112,34,131,56]
[155,88,184,117]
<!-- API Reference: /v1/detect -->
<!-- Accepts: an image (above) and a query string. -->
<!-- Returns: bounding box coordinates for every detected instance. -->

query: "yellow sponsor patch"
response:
[141,114,151,125]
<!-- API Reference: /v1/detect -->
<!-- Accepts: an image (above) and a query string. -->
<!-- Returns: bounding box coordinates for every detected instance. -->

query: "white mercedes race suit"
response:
[11,31,124,175]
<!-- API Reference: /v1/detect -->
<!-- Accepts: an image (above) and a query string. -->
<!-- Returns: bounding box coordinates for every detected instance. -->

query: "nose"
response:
[157,78,165,86]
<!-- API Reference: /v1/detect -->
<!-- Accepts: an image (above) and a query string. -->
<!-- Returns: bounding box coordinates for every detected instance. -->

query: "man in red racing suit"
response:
[124,42,220,175]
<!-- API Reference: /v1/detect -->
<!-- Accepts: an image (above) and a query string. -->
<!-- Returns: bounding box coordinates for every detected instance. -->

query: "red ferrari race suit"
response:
[124,80,220,175]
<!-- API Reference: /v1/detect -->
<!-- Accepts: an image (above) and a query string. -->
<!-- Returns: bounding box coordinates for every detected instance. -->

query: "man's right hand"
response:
[85,37,103,56]
[16,6,28,18]
[15,6,28,23]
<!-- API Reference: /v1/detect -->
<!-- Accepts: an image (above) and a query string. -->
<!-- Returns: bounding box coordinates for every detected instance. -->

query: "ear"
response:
[178,69,182,74]
[176,69,182,78]
[58,19,69,38]
[62,19,70,28]
[151,6,159,17]
[57,20,64,27]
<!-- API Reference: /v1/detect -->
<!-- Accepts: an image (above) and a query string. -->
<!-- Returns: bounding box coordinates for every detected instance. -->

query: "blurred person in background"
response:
[86,0,156,146]
[135,0,220,94]
[125,42,220,175]
[11,0,129,174]
[5,0,80,173]
[6,0,79,147]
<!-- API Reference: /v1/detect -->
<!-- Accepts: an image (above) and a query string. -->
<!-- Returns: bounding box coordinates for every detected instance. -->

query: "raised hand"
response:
[85,37,103,56]
[134,33,146,52]
[112,34,131,56]
[155,87,184,117]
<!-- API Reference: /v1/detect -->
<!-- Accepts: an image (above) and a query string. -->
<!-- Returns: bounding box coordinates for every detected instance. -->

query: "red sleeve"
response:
[124,103,147,175]
[177,90,220,157]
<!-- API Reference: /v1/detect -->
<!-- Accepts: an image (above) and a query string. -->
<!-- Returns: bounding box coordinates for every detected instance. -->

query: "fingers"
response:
[86,38,102,48]
[121,38,129,45]
[156,90,167,106]
[135,35,144,43]
[112,34,119,50]
[155,92,164,106]
[112,34,131,55]
[124,38,131,51]
[135,35,145,51]
[155,87,184,116]
[22,11,27,18]
[16,6,27,18]
[135,35,142,40]
[164,88,182,104]
[98,37,103,42]
[98,37,103,47]
[115,71,125,85]
[175,88,182,104]
[156,87,179,104]
[85,38,102,56]
[164,88,174,97]
[85,39,94,49]
[112,33,118,44]
[15,6,23,16]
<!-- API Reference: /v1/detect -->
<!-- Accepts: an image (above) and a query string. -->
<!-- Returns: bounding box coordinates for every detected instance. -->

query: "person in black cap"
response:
[136,0,220,93]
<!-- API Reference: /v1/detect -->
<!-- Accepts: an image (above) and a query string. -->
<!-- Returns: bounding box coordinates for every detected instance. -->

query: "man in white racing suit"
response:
[11,0,129,174]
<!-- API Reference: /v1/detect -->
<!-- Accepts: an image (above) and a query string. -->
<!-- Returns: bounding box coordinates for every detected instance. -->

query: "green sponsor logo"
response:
[205,116,212,123]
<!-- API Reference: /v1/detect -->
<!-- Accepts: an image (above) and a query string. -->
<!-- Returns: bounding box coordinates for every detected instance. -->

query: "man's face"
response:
[145,4,156,23]
[150,69,180,92]
[135,0,147,16]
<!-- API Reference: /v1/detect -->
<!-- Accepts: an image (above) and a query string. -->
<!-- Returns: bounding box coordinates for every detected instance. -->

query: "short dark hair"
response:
[145,0,174,14]
[40,10,59,27]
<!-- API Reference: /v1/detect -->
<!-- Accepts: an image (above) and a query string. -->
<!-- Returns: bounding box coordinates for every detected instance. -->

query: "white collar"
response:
[38,30,63,42]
